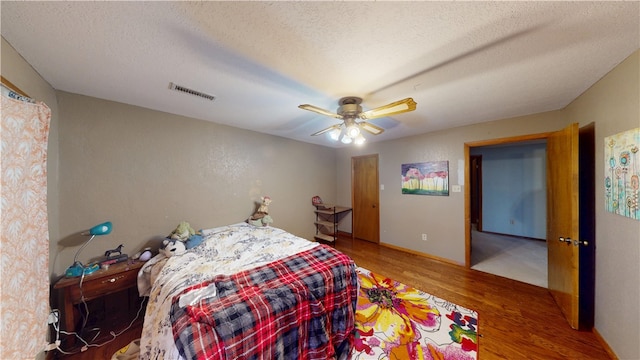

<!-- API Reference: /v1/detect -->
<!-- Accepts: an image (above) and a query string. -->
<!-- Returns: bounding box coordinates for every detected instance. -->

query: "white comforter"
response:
[137,223,319,360]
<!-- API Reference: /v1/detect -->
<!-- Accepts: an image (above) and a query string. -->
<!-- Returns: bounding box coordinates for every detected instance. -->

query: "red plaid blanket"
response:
[170,245,358,359]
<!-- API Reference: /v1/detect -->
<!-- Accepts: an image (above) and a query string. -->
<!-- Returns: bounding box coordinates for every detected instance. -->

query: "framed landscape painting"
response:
[401,161,449,196]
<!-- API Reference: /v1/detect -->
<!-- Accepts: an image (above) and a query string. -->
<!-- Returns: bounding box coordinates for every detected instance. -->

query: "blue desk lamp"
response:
[65,221,112,277]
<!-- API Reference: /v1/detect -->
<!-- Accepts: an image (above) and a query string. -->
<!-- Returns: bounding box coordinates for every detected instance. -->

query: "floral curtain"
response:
[0,85,51,358]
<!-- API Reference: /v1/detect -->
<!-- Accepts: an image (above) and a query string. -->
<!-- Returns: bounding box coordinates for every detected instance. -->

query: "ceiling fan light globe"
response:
[341,135,353,144]
[345,125,360,138]
[354,134,366,145]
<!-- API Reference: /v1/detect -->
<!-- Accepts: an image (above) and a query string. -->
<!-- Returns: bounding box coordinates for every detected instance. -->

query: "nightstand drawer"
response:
[68,268,138,303]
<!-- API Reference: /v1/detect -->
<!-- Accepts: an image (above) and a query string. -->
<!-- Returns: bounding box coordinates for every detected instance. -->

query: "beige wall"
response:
[336,111,567,264]
[565,50,640,359]
[54,92,337,277]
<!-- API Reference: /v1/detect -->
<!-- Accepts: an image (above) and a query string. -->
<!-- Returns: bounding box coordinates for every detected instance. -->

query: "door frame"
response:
[464,132,552,267]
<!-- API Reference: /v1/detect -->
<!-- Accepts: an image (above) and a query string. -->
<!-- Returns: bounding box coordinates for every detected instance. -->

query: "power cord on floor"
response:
[45,297,147,355]
[79,296,147,351]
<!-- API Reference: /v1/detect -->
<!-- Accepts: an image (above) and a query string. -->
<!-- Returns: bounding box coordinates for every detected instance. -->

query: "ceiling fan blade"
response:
[311,124,341,136]
[359,98,417,120]
[299,104,343,119]
[359,122,385,135]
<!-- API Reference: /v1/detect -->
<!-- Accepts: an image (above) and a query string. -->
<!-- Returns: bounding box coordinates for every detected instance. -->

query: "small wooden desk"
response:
[53,260,144,346]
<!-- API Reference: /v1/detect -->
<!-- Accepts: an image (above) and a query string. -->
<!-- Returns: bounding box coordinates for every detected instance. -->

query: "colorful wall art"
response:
[604,127,639,220]
[401,161,449,196]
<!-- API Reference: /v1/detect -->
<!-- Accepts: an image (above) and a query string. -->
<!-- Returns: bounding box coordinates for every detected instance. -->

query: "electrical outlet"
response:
[422,233,427,241]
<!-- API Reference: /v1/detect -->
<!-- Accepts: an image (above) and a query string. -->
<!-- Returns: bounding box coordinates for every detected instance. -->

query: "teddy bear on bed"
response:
[248,196,273,227]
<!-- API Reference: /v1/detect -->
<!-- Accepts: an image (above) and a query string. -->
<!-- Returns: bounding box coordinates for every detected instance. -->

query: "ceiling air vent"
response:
[169,82,216,102]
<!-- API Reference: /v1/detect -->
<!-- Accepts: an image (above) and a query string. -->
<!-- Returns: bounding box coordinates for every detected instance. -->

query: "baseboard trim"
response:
[339,232,461,266]
[478,229,546,242]
[379,242,462,266]
[592,327,618,360]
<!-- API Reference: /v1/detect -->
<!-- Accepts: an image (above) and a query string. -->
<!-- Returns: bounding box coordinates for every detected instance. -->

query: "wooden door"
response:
[352,154,380,243]
[547,123,580,329]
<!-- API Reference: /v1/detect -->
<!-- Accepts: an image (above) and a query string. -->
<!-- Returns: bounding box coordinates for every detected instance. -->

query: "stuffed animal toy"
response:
[185,234,204,249]
[132,247,153,262]
[160,238,186,257]
[256,196,271,215]
[169,221,195,241]
[248,196,273,226]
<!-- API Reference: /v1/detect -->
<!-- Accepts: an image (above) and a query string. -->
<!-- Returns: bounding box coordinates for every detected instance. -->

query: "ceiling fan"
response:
[299,97,417,144]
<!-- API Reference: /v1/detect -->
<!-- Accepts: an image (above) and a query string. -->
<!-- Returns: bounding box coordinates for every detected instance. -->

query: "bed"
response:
[137,222,358,359]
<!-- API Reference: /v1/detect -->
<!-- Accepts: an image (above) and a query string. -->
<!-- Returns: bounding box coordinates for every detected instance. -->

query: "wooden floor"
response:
[335,235,612,360]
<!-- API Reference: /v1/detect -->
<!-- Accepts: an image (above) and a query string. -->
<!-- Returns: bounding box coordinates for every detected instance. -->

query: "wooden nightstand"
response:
[53,260,145,348]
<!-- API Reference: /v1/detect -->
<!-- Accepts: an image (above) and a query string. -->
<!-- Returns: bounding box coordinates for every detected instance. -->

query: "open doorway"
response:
[465,125,596,327]
[466,137,549,287]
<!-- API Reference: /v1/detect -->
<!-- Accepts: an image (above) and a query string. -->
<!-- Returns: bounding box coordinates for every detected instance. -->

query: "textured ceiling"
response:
[2,1,638,147]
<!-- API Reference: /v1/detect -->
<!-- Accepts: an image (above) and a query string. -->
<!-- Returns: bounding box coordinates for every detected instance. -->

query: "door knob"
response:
[559,237,572,244]
[573,239,589,246]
